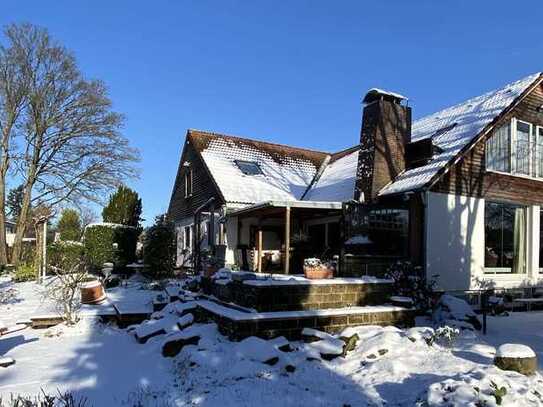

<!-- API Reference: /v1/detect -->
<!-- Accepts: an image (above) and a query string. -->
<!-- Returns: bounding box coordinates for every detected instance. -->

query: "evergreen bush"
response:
[143,216,176,279]
[48,241,85,272]
[84,223,139,271]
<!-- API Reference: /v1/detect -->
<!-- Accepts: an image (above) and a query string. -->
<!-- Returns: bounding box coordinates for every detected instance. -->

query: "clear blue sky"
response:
[2,1,542,224]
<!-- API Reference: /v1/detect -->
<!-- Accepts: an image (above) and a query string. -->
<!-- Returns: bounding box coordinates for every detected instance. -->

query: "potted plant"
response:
[303,258,334,279]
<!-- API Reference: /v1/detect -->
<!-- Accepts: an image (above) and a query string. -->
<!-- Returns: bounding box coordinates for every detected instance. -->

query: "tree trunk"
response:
[11,181,33,266]
[0,182,8,265]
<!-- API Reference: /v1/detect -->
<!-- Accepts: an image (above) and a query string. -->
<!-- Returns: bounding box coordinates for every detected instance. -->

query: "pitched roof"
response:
[305,72,542,201]
[180,73,542,207]
[380,72,542,196]
[304,146,360,202]
[188,130,329,205]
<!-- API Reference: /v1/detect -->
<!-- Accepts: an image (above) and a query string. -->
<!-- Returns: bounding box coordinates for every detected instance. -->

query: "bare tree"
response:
[46,254,88,324]
[5,24,139,264]
[0,28,28,264]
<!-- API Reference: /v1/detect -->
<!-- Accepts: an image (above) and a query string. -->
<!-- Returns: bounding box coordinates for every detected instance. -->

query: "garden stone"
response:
[494,343,537,375]
[162,334,200,357]
[0,357,15,367]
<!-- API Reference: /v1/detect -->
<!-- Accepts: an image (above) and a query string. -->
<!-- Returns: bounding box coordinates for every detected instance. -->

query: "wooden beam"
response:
[257,227,263,273]
[285,206,291,274]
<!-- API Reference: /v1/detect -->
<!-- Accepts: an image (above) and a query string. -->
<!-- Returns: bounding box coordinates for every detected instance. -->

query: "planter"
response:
[203,265,218,278]
[304,266,334,280]
[80,280,106,304]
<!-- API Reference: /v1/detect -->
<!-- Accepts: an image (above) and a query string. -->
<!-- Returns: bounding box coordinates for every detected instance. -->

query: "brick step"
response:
[211,277,394,312]
[196,300,415,341]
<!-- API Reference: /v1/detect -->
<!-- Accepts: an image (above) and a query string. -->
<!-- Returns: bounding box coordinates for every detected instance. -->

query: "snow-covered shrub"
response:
[0,390,89,406]
[84,223,138,271]
[427,326,460,348]
[433,294,482,331]
[386,261,437,311]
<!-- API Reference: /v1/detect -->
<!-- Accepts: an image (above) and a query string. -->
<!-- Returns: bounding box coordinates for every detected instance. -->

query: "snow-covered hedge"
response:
[84,223,139,271]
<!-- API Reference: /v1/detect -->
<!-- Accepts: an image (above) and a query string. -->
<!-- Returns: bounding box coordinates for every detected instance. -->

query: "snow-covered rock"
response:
[495,344,538,375]
[235,336,280,365]
[433,294,482,330]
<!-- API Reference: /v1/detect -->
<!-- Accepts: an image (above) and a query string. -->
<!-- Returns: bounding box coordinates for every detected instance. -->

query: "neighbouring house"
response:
[168,72,543,291]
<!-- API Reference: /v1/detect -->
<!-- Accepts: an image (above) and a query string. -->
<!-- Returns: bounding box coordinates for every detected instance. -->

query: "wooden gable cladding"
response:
[167,136,224,222]
[431,82,543,205]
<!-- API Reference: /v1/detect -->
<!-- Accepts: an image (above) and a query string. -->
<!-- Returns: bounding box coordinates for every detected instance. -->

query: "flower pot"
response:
[203,265,218,278]
[304,266,333,280]
[80,280,106,304]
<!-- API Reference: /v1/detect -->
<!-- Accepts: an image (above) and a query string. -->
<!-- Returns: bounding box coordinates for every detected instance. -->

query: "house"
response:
[168,72,543,291]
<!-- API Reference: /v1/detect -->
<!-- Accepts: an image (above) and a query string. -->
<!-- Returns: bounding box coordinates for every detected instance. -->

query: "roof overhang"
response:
[228,200,343,218]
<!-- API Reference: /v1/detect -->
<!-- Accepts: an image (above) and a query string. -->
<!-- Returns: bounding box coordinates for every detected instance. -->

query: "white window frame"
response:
[485,118,543,180]
[536,126,543,178]
[511,118,533,177]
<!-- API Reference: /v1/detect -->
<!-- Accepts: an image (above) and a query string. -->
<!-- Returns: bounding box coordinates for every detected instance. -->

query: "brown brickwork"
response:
[198,305,415,341]
[355,99,411,202]
[211,280,393,312]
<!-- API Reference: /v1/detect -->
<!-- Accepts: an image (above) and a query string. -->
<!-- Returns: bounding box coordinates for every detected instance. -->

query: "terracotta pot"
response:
[203,265,218,278]
[80,280,106,304]
[304,266,333,280]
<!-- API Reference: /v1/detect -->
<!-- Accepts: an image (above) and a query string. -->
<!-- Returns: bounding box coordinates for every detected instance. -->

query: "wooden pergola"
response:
[229,200,342,274]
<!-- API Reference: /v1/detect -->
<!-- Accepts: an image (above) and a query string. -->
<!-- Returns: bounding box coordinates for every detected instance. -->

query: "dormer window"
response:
[485,118,543,179]
[235,160,263,176]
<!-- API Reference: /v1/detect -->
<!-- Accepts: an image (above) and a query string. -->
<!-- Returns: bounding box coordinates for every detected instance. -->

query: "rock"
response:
[340,334,359,356]
[494,344,537,375]
[285,364,296,373]
[301,328,335,343]
[433,294,482,331]
[162,333,201,357]
[134,320,168,344]
[0,357,15,368]
[177,313,194,330]
[235,336,280,364]
[263,356,279,366]
[269,336,292,352]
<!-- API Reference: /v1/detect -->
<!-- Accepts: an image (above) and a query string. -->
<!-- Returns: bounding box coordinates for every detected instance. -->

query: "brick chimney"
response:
[354,89,411,202]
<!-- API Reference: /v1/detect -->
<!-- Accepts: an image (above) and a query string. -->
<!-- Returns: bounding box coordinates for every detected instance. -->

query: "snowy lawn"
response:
[1,277,543,406]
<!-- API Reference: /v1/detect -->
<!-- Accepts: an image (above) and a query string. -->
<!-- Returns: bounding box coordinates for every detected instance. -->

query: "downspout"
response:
[193,197,216,272]
[421,190,428,284]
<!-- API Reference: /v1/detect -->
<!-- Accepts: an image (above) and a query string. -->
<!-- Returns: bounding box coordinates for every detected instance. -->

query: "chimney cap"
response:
[363,88,408,105]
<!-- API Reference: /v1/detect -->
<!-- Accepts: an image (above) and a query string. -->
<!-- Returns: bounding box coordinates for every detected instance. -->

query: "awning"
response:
[228,200,343,218]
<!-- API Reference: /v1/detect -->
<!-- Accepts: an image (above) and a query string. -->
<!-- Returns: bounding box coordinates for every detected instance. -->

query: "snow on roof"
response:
[195,132,325,204]
[304,148,359,202]
[380,72,542,196]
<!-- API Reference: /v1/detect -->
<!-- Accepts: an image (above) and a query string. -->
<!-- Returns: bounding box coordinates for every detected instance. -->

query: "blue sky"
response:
[2,1,542,224]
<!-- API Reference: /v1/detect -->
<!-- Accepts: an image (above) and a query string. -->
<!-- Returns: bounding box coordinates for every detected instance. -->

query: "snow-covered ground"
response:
[1,277,543,406]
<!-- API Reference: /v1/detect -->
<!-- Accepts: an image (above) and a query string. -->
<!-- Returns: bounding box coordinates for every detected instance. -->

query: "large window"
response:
[344,205,409,257]
[486,118,542,178]
[484,201,526,274]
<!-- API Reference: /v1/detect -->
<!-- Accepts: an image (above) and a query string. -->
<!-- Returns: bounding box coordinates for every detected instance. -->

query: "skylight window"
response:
[235,160,263,176]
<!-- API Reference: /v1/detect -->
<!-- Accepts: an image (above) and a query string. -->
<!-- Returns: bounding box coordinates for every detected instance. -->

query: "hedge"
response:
[84,223,139,271]
[47,241,85,272]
